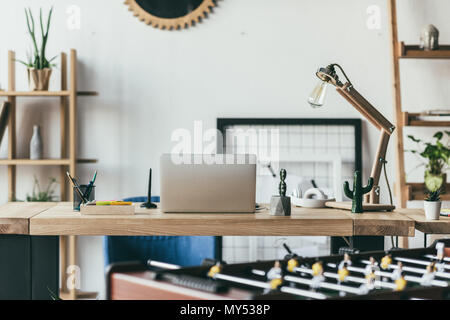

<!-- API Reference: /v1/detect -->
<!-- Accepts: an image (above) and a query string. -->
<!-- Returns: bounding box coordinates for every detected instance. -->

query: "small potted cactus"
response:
[424,189,441,220]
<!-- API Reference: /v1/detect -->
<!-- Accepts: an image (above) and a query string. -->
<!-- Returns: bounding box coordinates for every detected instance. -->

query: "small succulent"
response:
[425,189,441,202]
[26,176,58,202]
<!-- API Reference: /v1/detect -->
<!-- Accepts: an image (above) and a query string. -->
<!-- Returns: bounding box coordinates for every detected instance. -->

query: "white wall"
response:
[0,0,449,298]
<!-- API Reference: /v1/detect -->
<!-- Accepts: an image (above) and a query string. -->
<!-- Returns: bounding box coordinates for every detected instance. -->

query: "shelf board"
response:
[402,112,450,127]
[0,158,97,166]
[0,91,98,97]
[405,183,450,201]
[398,42,450,59]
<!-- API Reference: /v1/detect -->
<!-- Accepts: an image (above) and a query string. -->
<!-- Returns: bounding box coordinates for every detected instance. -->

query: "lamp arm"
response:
[336,84,395,135]
[335,83,395,204]
[365,131,391,204]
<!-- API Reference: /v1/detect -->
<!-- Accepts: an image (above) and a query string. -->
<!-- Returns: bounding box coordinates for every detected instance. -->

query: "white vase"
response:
[30,125,43,160]
[424,201,441,220]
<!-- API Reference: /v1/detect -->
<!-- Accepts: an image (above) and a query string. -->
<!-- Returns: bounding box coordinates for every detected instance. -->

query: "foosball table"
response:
[106,240,450,300]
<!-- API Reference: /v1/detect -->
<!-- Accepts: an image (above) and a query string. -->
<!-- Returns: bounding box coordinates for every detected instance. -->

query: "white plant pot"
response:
[424,201,441,220]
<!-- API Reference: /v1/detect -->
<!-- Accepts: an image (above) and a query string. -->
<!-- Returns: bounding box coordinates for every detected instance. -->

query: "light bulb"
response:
[308,80,328,108]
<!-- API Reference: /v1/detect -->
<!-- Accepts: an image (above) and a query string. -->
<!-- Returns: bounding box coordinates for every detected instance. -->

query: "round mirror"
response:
[125,0,216,30]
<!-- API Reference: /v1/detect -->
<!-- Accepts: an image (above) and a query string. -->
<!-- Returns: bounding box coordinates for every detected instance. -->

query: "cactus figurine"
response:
[279,169,287,197]
[343,171,374,213]
[270,168,291,216]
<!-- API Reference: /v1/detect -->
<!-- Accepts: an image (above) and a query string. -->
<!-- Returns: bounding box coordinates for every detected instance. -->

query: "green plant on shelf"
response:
[16,7,56,70]
[26,176,58,202]
[407,131,450,192]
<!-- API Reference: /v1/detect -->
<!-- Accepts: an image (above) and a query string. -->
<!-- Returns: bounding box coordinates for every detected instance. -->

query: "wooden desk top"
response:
[401,209,450,234]
[0,202,418,237]
[25,202,416,237]
[29,203,354,236]
[0,202,56,234]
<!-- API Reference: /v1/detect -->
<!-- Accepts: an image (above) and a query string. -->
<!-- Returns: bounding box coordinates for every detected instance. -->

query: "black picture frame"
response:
[216,118,362,173]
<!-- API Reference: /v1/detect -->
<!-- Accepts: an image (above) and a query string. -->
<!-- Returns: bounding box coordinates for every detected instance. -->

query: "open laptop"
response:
[160,154,256,213]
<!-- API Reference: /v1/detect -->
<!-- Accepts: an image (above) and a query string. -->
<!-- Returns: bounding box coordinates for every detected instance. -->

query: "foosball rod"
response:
[394,257,450,271]
[352,262,448,287]
[212,273,327,300]
[425,255,450,263]
[253,267,396,290]
[358,260,450,281]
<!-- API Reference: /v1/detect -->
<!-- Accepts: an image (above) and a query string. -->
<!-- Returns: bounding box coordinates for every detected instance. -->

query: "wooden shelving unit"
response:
[398,42,450,59]
[388,0,449,248]
[1,49,98,300]
[404,183,450,201]
[402,112,450,127]
[0,91,98,97]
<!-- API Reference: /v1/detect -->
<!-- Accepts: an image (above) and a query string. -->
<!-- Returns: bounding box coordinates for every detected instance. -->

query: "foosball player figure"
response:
[337,262,349,284]
[435,242,446,272]
[391,261,403,281]
[287,257,299,273]
[207,262,223,279]
[312,260,323,277]
[420,262,436,286]
[359,266,377,295]
[436,242,445,262]
[365,256,379,275]
[338,253,352,270]
[394,271,407,291]
[365,267,377,290]
[310,261,325,291]
[381,253,392,270]
[267,261,283,281]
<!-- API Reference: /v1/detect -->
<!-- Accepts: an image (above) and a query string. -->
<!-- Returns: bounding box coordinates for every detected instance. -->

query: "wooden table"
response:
[0,201,430,300]
[27,202,416,237]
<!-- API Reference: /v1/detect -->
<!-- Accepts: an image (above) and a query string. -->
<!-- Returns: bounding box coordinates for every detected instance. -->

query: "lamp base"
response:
[325,201,395,212]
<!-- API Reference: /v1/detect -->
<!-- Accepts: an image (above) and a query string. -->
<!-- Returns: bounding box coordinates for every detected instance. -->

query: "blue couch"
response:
[103,196,221,268]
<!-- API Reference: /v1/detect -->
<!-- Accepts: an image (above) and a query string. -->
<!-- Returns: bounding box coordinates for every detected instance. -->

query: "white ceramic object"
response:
[30,125,43,160]
[298,197,335,208]
[424,201,441,220]
[291,196,335,208]
[303,188,326,200]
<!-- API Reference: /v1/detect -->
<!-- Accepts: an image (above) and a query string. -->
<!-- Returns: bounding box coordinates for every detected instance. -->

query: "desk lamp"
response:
[308,63,395,211]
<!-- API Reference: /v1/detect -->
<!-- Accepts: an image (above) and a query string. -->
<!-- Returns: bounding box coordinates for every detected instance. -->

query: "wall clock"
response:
[125,0,216,30]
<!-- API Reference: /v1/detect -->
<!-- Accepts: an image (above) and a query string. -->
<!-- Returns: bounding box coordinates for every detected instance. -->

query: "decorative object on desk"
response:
[343,171,374,214]
[0,101,11,145]
[141,168,157,209]
[80,200,134,215]
[420,24,439,51]
[424,189,441,221]
[308,63,395,211]
[270,169,291,216]
[124,0,216,30]
[407,131,449,194]
[73,184,95,211]
[29,125,43,159]
[295,187,335,208]
[67,171,97,211]
[26,175,57,202]
[17,7,56,91]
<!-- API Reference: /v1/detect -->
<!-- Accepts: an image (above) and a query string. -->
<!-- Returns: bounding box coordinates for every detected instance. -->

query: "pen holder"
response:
[73,185,95,211]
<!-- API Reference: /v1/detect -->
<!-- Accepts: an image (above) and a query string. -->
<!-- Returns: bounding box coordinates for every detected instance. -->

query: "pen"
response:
[83,171,97,201]
[66,172,88,203]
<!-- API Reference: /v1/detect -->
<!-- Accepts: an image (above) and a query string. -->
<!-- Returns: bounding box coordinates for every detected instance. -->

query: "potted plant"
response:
[407,131,449,193]
[26,176,58,202]
[17,7,56,91]
[424,189,441,220]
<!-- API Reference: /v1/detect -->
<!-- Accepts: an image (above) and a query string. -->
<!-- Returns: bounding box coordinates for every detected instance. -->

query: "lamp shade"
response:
[308,79,328,108]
